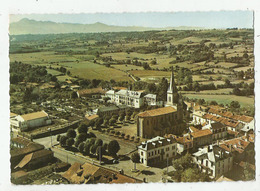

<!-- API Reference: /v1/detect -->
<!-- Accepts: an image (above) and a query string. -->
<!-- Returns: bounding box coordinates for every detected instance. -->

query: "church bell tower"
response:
[166,67,178,108]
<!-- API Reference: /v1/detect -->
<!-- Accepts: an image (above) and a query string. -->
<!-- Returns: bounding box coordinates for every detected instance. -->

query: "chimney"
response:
[245,132,249,142]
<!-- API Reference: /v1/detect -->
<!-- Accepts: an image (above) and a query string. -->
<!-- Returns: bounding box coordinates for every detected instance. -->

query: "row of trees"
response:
[57,124,121,158]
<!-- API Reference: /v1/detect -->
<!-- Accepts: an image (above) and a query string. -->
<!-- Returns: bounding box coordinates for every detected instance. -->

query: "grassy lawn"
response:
[183,94,254,108]
[129,70,171,78]
[112,64,143,71]
[46,69,63,76]
[65,61,132,81]
[180,88,233,95]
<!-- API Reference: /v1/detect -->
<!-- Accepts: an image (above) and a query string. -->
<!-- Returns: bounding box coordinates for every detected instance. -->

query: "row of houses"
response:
[62,162,142,184]
[192,106,254,133]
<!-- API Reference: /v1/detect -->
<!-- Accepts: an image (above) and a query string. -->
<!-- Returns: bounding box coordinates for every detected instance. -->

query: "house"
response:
[105,90,116,102]
[137,106,184,138]
[202,113,243,132]
[10,110,52,131]
[10,137,44,170]
[192,110,207,125]
[62,162,142,184]
[15,149,54,170]
[77,87,106,98]
[192,145,233,178]
[114,89,145,108]
[144,94,160,106]
[85,114,99,122]
[137,136,177,166]
[219,137,253,163]
[202,122,227,141]
[191,129,213,148]
[173,134,193,154]
[70,85,80,90]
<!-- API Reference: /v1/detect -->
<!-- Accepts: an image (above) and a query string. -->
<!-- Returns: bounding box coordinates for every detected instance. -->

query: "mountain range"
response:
[9,18,204,35]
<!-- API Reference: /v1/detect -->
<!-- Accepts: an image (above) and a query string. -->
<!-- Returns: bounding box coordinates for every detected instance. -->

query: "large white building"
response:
[137,136,177,166]
[10,111,52,131]
[192,145,233,178]
[105,89,145,108]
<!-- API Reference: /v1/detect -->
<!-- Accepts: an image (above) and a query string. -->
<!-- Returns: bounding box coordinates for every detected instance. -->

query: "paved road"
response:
[91,131,137,155]
[34,133,65,148]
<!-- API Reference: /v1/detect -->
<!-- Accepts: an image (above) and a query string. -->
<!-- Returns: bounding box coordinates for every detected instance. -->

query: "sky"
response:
[10,11,253,29]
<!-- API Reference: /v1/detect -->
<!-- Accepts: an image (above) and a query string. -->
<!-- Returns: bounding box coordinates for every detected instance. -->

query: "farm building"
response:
[10,110,52,131]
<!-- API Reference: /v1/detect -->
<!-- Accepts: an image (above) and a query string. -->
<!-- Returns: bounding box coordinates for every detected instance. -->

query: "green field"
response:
[183,94,254,108]
[66,61,132,81]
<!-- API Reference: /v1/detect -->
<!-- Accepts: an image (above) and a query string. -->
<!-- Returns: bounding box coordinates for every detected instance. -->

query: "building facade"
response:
[138,136,177,166]
[193,145,233,178]
[10,111,52,131]
[137,107,184,138]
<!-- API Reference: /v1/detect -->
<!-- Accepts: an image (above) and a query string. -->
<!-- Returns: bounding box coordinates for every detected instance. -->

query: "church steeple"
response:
[167,66,177,93]
[166,67,178,107]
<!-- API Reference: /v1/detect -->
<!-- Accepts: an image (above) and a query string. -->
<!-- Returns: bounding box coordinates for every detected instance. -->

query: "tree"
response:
[60,136,68,147]
[107,140,120,156]
[67,128,76,138]
[74,139,81,147]
[95,118,104,128]
[95,139,103,147]
[232,87,241,96]
[78,142,85,153]
[90,144,98,155]
[66,138,75,147]
[109,118,117,126]
[84,143,91,155]
[57,135,61,142]
[224,78,231,87]
[131,153,140,170]
[244,162,255,181]
[230,101,240,109]
[71,91,78,99]
[102,143,108,153]
[87,137,96,146]
[77,123,89,134]
[172,153,193,171]
[76,133,87,143]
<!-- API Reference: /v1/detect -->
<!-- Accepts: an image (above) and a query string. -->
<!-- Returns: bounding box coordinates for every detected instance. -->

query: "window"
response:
[206,160,208,167]
[155,150,157,155]
[141,151,143,156]
[172,145,175,150]
[148,152,150,157]
[151,151,153,156]
[158,150,160,154]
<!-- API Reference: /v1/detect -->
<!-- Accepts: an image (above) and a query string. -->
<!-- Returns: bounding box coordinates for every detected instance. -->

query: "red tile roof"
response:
[138,106,177,117]
[191,129,212,138]
[220,138,250,154]
[77,87,106,97]
[85,114,99,121]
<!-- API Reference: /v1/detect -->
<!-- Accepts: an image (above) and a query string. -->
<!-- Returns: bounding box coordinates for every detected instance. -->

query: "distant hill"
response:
[9,18,205,35]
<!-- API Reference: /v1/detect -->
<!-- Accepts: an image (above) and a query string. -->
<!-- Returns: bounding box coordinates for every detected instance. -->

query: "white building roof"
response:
[115,90,143,98]
[144,94,157,99]
[105,90,115,95]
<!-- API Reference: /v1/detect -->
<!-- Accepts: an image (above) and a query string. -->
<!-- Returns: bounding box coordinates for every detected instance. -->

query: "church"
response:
[137,67,187,138]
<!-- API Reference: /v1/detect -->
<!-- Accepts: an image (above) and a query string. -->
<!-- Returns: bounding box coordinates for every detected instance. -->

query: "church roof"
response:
[138,106,177,117]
